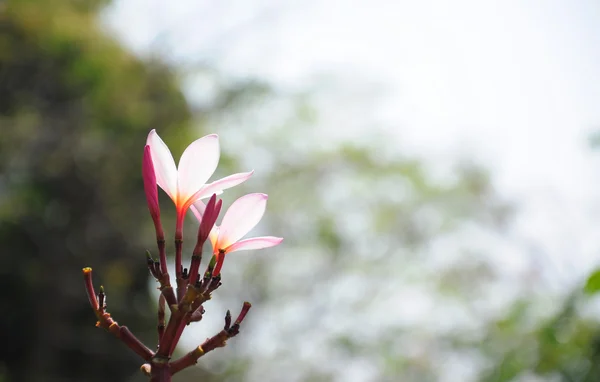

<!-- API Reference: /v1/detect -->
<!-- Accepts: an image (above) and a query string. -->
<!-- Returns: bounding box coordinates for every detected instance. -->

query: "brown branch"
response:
[83,267,99,311]
[158,277,177,309]
[188,305,204,324]
[157,238,168,276]
[157,285,198,357]
[146,251,161,280]
[157,293,166,344]
[150,358,171,382]
[146,246,177,310]
[169,302,251,375]
[120,326,155,362]
[147,244,177,310]
[175,238,184,301]
[82,268,155,362]
[158,259,224,357]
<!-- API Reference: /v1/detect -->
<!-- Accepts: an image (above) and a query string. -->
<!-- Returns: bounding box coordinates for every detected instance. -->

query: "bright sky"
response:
[105,0,600,281]
[104,0,600,378]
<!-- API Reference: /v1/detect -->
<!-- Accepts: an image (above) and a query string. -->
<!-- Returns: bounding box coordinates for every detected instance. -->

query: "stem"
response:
[157,294,166,344]
[187,255,202,291]
[82,268,99,311]
[82,268,155,361]
[170,303,251,375]
[174,210,184,281]
[157,237,168,276]
[156,236,177,308]
[150,359,172,382]
[175,232,184,302]
[175,238,183,282]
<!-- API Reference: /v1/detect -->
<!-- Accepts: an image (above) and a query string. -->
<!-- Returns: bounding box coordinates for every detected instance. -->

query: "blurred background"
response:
[2,0,600,381]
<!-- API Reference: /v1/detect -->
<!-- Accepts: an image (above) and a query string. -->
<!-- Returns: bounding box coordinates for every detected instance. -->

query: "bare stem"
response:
[175,238,185,301]
[157,293,166,344]
[150,357,172,382]
[170,302,251,375]
[82,268,154,362]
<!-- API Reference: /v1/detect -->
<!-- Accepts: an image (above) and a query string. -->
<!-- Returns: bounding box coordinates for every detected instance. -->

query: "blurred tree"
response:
[475,292,600,382]
[176,69,600,382]
[0,0,196,380]
[175,80,521,381]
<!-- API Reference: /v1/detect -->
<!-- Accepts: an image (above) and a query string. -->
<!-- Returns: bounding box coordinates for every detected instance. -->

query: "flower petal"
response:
[209,225,220,252]
[195,171,254,200]
[181,170,252,213]
[217,193,268,249]
[226,236,283,253]
[177,134,220,204]
[190,202,205,222]
[146,130,178,201]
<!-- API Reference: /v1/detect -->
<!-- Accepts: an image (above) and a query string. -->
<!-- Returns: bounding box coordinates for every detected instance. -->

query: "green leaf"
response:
[584,269,600,295]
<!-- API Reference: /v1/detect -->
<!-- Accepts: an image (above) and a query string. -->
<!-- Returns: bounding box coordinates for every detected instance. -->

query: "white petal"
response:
[146,130,178,201]
[217,193,268,249]
[226,236,283,253]
[209,226,220,252]
[190,202,205,222]
[177,134,220,203]
[195,171,254,200]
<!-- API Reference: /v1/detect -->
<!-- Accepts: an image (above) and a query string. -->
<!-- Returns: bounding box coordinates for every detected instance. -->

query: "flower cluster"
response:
[82,130,282,381]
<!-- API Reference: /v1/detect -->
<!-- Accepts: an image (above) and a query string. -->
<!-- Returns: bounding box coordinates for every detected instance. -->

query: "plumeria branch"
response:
[157,293,166,342]
[82,259,242,380]
[158,194,223,357]
[169,302,252,376]
[82,268,154,362]
[83,130,282,381]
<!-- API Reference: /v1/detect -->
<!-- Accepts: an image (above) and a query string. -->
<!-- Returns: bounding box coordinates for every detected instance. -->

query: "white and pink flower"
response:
[145,129,253,234]
[192,193,283,274]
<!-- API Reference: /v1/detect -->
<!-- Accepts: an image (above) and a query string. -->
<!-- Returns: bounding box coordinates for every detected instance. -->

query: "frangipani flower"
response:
[146,129,253,233]
[191,193,283,274]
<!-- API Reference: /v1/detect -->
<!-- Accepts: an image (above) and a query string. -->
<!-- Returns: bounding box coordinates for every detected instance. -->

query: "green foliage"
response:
[477,293,600,382]
[196,61,600,382]
[584,269,600,295]
[0,0,193,380]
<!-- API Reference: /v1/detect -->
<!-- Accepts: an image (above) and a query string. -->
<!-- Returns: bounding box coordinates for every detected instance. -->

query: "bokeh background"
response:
[3,0,600,381]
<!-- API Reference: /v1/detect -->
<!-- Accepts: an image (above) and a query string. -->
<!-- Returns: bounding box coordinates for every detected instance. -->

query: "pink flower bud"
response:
[198,194,222,245]
[142,145,160,222]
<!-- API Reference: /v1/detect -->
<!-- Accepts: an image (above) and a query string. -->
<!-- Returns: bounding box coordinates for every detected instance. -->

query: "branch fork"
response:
[82,195,250,381]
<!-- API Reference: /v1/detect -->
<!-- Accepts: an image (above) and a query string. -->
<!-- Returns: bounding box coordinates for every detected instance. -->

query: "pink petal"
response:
[146,130,178,201]
[209,225,220,252]
[177,134,220,204]
[142,145,160,219]
[226,236,283,253]
[182,170,253,213]
[190,202,205,222]
[217,193,268,249]
[195,171,254,200]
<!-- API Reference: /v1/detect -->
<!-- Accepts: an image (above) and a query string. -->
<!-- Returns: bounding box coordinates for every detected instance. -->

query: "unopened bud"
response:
[142,145,162,228]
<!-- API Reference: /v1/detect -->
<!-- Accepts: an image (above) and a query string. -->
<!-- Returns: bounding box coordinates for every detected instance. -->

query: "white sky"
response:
[104,1,600,378]
[105,0,600,281]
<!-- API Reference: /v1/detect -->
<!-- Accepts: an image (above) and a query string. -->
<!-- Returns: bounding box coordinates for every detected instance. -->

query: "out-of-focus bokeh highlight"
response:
[2,0,600,381]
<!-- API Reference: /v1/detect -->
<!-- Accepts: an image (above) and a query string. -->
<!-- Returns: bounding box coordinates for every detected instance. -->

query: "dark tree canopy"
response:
[0,1,193,380]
